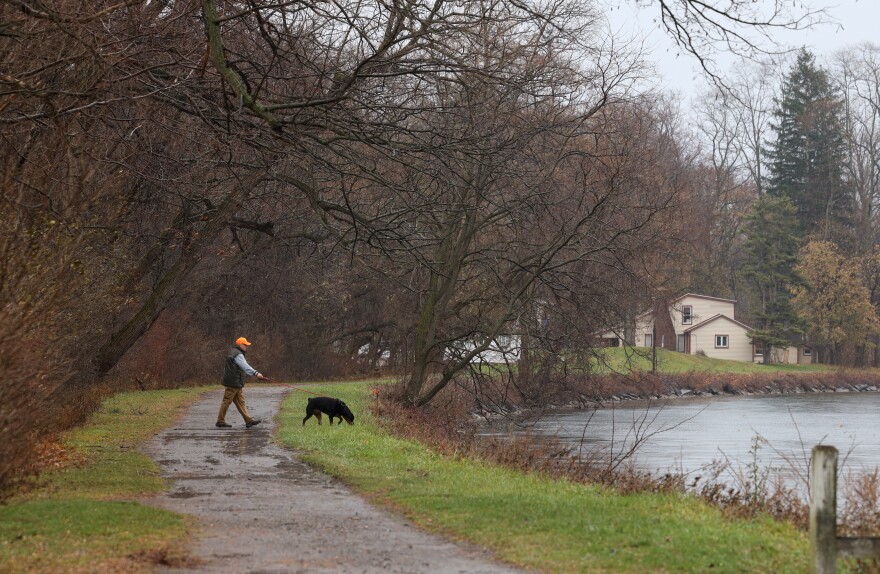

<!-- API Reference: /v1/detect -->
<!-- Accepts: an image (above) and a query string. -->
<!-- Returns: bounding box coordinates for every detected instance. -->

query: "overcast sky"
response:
[604,0,876,101]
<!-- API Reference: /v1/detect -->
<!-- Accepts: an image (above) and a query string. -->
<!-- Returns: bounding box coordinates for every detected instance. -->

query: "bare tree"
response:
[630,0,826,83]
[690,86,759,302]
[834,44,880,254]
[294,1,680,405]
[727,62,781,196]
[0,0,835,411]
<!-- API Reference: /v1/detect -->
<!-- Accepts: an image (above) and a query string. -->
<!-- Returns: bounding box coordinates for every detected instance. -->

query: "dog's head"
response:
[336,399,355,425]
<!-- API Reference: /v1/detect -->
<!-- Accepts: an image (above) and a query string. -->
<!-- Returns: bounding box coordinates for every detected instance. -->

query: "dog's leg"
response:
[315,412,322,425]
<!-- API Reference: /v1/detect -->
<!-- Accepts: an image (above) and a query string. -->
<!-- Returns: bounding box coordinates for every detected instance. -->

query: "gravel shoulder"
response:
[142,386,524,574]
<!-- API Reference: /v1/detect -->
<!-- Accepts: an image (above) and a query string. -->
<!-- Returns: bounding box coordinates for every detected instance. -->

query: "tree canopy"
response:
[741,195,804,359]
[766,49,853,244]
[0,0,861,495]
[793,240,880,364]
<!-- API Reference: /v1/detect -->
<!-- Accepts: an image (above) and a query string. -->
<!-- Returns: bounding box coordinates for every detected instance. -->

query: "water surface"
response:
[496,392,880,489]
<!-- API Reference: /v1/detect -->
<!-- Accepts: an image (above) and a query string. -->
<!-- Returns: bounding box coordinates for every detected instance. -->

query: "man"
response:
[217,336,268,428]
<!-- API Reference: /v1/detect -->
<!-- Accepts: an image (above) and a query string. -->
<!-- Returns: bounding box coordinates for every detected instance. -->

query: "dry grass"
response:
[842,469,880,536]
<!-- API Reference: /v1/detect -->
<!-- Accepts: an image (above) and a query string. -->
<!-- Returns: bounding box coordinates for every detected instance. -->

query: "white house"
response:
[597,293,812,364]
[680,312,755,362]
[446,334,521,363]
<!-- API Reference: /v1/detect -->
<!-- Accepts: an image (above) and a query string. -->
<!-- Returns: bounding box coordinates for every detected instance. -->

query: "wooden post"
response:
[810,445,838,574]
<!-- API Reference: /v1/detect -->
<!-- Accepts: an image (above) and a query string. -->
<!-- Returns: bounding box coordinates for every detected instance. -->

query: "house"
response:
[597,293,813,364]
[446,334,521,364]
[759,345,814,365]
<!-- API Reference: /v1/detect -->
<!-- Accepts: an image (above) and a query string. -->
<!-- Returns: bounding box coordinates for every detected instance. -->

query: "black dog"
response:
[302,396,355,426]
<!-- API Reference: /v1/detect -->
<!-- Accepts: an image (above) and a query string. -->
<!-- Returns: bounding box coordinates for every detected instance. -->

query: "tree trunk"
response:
[404,277,442,404]
[402,205,477,404]
[92,170,265,377]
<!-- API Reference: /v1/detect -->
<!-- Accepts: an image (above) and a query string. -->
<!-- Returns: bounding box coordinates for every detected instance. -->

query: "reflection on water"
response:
[492,392,880,488]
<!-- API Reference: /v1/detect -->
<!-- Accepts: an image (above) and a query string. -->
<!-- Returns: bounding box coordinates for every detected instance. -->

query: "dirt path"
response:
[143,386,524,574]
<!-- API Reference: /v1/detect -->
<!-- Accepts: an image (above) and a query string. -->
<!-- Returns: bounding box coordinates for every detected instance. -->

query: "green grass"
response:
[26,388,211,500]
[593,347,831,374]
[277,381,811,573]
[0,499,186,573]
[1,387,211,573]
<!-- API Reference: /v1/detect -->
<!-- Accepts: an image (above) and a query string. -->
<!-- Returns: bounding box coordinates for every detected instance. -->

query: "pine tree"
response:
[766,49,853,244]
[742,196,804,362]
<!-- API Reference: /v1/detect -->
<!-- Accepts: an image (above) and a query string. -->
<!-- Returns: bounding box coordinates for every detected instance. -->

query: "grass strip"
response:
[0,386,211,573]
[594,347,830,374]
[278,381,810,573]
[0,499,185,573]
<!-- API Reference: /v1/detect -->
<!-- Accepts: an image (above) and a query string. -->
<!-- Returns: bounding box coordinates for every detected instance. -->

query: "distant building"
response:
[446,334,521,364]
[596,293,813,364]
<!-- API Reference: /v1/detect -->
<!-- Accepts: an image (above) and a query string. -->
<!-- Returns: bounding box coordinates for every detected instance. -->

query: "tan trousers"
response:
[217,387,253,424]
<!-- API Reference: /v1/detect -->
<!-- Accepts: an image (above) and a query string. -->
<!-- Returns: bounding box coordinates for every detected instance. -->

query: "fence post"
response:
[810,445,838,574]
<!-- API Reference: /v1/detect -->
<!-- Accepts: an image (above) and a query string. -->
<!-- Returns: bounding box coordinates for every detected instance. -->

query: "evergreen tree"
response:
[766,49,853,244]
[742,196,804,362]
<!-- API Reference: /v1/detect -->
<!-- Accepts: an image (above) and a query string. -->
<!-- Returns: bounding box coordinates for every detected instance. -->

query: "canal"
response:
[496,392,880,491]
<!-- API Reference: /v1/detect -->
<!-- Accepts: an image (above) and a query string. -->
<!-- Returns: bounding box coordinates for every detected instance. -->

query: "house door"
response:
[677,335,686,353]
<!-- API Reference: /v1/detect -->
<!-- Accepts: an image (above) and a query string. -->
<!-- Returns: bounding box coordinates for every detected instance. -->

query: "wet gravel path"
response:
[143,386,524,574]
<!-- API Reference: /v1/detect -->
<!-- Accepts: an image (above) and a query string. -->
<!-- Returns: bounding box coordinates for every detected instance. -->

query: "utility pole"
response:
[652,324,657,373]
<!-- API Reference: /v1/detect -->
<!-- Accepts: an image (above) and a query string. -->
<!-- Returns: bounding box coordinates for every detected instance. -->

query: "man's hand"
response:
[257,373,267,381]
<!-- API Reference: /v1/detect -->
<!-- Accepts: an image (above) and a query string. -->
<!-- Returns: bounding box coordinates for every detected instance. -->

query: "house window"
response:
[645,334,653,348]
[682,305,692,325]
[803,347,812,356]
[715,335,729,348]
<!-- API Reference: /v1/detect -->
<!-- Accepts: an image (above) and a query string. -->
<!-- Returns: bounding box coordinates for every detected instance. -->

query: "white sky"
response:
[604,0,877,102]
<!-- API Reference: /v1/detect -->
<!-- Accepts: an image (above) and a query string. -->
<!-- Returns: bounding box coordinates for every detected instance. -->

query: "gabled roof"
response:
[640,293,737,318]
[595,294,741,338]
[673,293,737,305]
[683,313,753,333]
